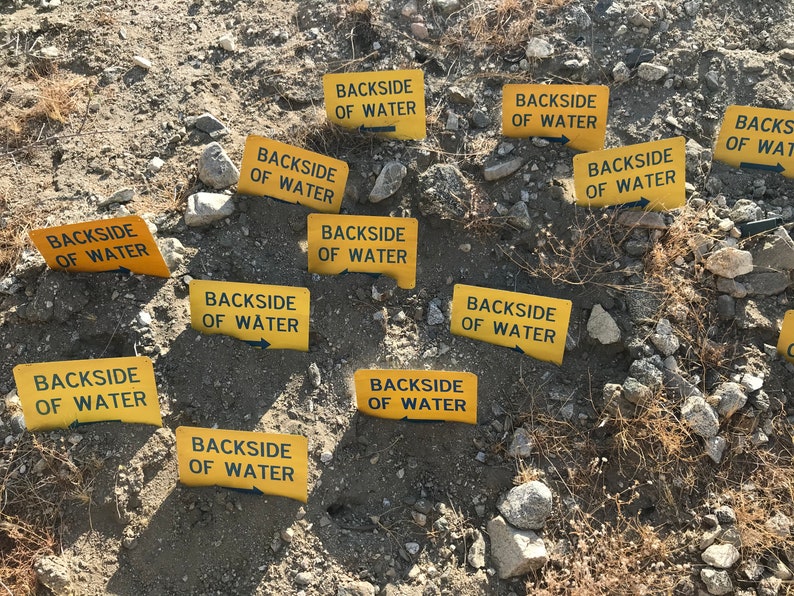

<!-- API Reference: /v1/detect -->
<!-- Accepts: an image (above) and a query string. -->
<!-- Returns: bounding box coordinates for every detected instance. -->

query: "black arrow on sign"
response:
[243,338,271,349]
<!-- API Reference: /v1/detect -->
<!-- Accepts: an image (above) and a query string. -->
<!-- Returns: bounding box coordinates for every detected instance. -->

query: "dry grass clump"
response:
[0,69,90,150]
[504,209,638,290]
[439,0,575,57]
[0,435,101,594]
[0,185,38,279]
[715,428,794,563]
[536,513,682,595]
[644,204,732,375]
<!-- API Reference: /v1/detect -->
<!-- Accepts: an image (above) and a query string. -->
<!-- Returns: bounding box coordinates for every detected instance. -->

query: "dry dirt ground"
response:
[1,0,794,595]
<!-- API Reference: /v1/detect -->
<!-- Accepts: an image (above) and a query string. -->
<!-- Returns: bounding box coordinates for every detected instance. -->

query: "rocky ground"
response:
[1,0,794,594]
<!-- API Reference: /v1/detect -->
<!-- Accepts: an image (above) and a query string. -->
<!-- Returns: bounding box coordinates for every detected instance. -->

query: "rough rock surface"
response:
[487,516,548,579]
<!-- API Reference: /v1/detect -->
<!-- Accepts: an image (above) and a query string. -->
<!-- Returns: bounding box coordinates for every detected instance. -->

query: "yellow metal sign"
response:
[450,284,572,365]
[29,215,170,277]
[237,136,349,213]
[573,136,686,210]
[502,84,609,151]
[176,426,308,502]
[190,280,310,351]
[776,310,794,363]
[13,356,162,431]
[714,105,794,177]
[323,69,426,140]
[307,214,418,289]
[355,369,477,424]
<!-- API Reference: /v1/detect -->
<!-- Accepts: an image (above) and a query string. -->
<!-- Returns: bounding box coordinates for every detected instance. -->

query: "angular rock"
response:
[193,112,228,137]
[625,47,655,68]
[705,435,727,464]
[158,237,186,271]
[663,368,702,399]
[507,202,532,230]
[484,157,523,181]
[729,199,762,224]
[587,304,621,344]
[623,376,652,406]
[716,277,748,298]
[339,581,376,596]
[651,318,679,356]
[750,227,794,271]
[765,511,792,539]
[497,480,553,530]
[98,187,134,208]
[370,161,407,202]
[637,63,669,81]
[712,382,747,418]
[132,55,152,69]
[433,0,460,15]
[426,300,445,325]
[525,38,554,59]
[467,530,486,569]
[218,33,236,51]
[617,211,668,229]
[716,294,736,320]
[35,555,72,596]
[185,192,235,226]
[629,358,664,391]
[198,142,239,189]
[704,247,753,279]
[681,395,719,438]
[700,567,733,595]
[487,515,548,579]
[738,270,791,296]
[612,61,631,83]
[507,428,534,458]
[702,543,740,568]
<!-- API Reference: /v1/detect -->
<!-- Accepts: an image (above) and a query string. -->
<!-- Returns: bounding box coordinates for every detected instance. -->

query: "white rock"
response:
[637,63,669,81]
[651,318,679,356]
[185,192,235,227]
[132,55,152,69]
[704,247,753,279]
[404,541,420,555]
[702,543,741,569]
[136,310,152,326]
[587,304,621,344]
[218,34,236,51]
[507,428,534,458]
[146,156,164,173]
[700,567,733,595]
[612,61,631,82]
[467,530,486,569]
[487,515,548,579]
[712,382,747,418]
[497,480,553,530]
[158,237,186,271]
[484,158,523,181]
[704,435,727,463]
[681,395,719,438]
[525,38,554,59]
[740,373,763,392]
[433,0,460,15]
[370,161,407,202]
[198,142,239,189]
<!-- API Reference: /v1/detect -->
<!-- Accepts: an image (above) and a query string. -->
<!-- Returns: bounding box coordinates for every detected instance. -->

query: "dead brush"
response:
[643,204,732,378]
[0,68,90,150]
[534,511,683,595]
[502,209,644,290]
[0,435,102,593]
[713,426,794,564]
[0,186,39,279]
[439,0,576,58]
